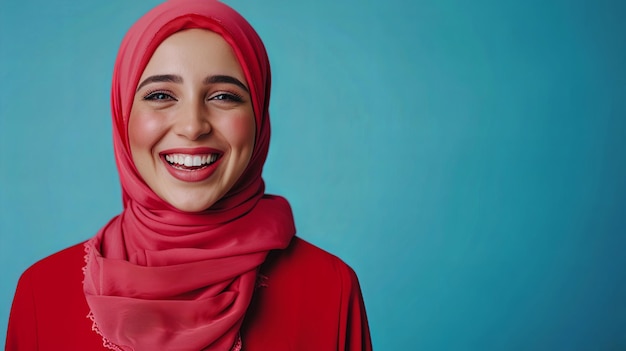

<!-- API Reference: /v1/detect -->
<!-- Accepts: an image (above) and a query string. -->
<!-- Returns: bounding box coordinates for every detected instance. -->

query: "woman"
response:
[6,0,372,350]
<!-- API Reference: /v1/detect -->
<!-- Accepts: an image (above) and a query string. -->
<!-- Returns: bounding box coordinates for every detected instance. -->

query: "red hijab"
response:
[82,1,296,350]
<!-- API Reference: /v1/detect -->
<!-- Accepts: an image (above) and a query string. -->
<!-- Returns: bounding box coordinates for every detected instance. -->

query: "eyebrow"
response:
[135,74,249,93]
[136,74,182,92]
[204,75,249,93]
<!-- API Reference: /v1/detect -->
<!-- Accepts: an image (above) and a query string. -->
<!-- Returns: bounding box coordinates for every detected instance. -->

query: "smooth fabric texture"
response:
[6,238,373,351]
[82,1,295,350]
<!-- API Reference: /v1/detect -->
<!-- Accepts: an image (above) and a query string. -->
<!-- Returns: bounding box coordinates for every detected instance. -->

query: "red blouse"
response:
[6,237,372,351]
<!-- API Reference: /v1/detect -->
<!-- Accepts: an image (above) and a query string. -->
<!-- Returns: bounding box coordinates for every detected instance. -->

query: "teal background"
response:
[1,0,625,349]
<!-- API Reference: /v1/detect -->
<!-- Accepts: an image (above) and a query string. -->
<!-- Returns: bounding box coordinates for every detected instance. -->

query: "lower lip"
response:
[161,156,222,182]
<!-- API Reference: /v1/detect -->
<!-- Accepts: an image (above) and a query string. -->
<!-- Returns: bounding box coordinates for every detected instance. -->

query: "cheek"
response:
[128,109,166,157]
[221,113,256,155]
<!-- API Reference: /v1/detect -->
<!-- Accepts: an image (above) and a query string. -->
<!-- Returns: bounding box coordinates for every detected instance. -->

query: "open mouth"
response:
[164,153,220,171]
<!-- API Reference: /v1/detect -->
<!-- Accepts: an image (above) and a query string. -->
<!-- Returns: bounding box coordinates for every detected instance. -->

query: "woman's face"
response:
[129,29,255,212]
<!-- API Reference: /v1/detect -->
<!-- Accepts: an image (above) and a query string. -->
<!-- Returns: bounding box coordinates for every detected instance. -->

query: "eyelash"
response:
[143,90,175,101]
[142,90,244,103]
[211,92,244,103]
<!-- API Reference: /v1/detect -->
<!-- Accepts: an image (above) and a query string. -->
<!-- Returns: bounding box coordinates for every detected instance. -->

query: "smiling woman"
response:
[129,29,256,213]
[5,1,372,350]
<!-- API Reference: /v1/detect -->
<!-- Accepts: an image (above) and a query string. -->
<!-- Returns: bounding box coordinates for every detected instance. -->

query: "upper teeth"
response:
[165,154,218,167]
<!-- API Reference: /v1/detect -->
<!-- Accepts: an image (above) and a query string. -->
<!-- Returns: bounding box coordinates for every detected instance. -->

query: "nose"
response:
[174,99,211,140]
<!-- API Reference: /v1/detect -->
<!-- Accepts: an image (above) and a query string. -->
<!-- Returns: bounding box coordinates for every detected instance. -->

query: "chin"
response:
[165,195,218,213]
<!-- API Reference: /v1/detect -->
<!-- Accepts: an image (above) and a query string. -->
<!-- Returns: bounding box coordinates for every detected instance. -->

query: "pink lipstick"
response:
[159,147,223,182]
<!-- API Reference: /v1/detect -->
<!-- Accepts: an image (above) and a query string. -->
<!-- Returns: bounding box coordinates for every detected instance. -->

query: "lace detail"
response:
[84,243,125,351]
[87,310,242,351]
[86,311,125,351]
[84,243,245,351]
[82,241,90,275]
[231,334,243,351]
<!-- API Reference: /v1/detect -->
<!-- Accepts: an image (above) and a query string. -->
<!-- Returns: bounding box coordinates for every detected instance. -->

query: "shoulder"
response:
[258,236,363,308]
[242,237,369,349]
[263,236,359,287]
[18,242,87,290]
[22,242,86,274]
[8,242,104,350]
[264,238,372,350]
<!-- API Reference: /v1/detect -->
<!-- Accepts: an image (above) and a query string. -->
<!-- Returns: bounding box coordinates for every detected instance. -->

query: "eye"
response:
[143,91,176,101]
[209,92,244,103]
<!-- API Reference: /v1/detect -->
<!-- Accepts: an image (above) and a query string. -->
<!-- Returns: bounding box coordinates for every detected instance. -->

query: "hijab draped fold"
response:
[82,1,296,350]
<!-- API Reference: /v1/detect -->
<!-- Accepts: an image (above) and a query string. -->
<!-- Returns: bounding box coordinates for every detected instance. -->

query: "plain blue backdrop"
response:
[1,0,625,349]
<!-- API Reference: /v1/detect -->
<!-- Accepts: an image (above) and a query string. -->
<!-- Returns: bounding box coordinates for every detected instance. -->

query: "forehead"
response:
[139,28,246,82]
